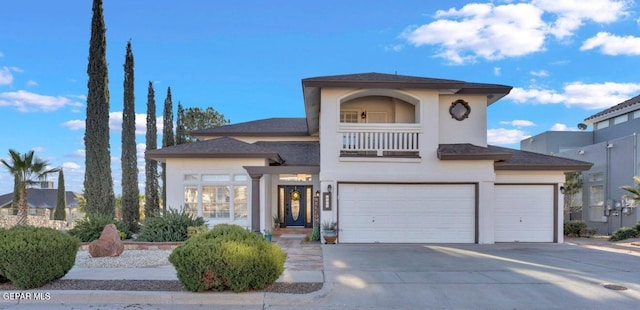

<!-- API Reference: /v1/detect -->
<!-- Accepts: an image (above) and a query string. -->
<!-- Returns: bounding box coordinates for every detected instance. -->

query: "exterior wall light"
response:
[327,184,332,193]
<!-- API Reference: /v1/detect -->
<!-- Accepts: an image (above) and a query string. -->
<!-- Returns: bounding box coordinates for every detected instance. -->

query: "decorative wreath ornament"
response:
[290,189,301,201]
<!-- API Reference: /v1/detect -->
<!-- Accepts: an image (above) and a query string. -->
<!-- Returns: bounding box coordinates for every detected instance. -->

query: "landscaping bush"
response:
[136,208,205,242]
[168,224,286,292]
[564,220,588,237]
[187,225,208,239]
[68,213,132,242]
[0,226,80,289]
[609,227,639,241]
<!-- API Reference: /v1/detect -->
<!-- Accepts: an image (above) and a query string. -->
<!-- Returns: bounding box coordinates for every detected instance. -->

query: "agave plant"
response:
[621,176,640,208]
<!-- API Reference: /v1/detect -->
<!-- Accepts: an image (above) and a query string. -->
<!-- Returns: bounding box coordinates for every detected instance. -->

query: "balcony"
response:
[338,124,420,157]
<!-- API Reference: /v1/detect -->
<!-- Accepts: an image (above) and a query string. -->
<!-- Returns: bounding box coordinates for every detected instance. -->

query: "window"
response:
[183,173,249,221]
[588,173,604,183]
[340,111,359,123]
[614,114,628,125]
[634,110,640,119]
[279,174,312,182]
[588,185,605,222]
[595,120,609,130]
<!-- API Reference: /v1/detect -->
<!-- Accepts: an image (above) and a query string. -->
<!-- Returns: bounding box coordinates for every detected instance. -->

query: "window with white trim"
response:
[614,114,628,125]
[340,110,359,123]
[183,173,248,220]
[588,185,605,222]
[595,120,609,130]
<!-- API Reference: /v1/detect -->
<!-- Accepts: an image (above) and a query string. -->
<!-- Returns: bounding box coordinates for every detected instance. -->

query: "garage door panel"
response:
[495,185,554,242]
[339,184,476,243]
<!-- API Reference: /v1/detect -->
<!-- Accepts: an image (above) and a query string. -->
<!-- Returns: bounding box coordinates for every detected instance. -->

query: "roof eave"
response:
[494,163,594,171]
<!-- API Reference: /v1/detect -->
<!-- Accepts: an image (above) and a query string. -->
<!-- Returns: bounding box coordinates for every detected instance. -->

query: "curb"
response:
[0,283,331,307]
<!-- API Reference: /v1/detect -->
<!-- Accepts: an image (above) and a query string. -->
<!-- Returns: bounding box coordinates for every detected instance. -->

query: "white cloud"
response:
[0,90,83,112]
[494,67,501,76]
[402,0,629,63]
[384,44,404,52]
[26,80,38,87]
[530,70,549,77]
[533,0,629,39]
[487,128,530,145]
[580,32,640,55]
[500,120,536,127]
[507,81,640,110]
[550,123,578,131]
[0,66,14,85]
[404,3,546,64]
[63,113,163,134]
[61,162,81,171]
[61,120,85,130]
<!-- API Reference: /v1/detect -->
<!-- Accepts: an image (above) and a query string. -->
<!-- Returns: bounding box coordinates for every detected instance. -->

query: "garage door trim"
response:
[337,182,479,243]
[495,183,558,243]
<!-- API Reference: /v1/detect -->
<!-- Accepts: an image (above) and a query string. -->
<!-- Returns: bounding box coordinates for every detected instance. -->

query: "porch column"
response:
[249,173,263,233]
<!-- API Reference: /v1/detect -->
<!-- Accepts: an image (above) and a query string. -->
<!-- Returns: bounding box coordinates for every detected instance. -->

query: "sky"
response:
[1,0,640,195]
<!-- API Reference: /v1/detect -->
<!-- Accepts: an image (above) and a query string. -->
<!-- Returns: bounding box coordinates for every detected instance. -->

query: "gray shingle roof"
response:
[145,137,284,163]
[438,144,592,171]
[254,141,319,166]
[190,118,309,138]
[585,94,640,122]
[0,189,80,209]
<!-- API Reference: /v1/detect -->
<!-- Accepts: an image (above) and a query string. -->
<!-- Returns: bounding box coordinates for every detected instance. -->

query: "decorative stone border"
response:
[80,241,182,251]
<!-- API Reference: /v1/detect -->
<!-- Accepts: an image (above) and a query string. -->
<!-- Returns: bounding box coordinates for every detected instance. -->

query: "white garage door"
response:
[338,183,476,243]
[494,185,555,242]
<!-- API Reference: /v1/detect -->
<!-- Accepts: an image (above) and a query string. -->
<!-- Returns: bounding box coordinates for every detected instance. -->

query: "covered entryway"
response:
[494,184,556,242]
[337,183,477,243]
[278,185,313,228]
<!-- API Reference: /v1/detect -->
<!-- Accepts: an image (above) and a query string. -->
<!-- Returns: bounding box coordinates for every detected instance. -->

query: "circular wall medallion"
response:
[449,99,471,121]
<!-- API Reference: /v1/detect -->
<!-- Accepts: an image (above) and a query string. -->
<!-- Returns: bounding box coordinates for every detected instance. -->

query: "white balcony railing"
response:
[338,124,420,156]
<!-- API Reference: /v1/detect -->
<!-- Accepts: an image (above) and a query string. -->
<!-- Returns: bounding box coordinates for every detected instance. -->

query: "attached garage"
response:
[337,183,477,243]
[494,184,557,242]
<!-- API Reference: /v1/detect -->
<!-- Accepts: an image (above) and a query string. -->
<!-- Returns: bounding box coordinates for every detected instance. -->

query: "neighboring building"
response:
[147,72,591,244]
[521,95,640,234]
[0,188,83,224]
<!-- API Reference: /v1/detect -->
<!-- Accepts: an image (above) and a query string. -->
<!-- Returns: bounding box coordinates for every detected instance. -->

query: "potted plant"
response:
[263,229,273,242]
[322,221,337,244]
[273,215,283,228]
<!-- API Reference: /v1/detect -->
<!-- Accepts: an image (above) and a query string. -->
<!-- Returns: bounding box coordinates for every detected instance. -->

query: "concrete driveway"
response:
[321,243,640,309]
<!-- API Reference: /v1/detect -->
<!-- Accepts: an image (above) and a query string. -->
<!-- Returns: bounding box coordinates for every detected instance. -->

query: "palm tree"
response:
[1,149,60,226]
[621,176,640,208]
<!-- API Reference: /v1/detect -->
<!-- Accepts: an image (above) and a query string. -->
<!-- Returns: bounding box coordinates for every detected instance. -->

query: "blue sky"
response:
[1,0,639,195]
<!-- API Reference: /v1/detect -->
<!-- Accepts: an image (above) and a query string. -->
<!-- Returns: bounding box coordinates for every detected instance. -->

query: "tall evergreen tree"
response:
[121,41,140,232]
[84,0,115,217]
[54,169,66,221]
[145,81,160,217]
[161,87,175,210]
[175,102,188,145]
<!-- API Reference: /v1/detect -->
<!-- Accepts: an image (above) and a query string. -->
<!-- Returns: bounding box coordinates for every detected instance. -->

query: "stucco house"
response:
[147,72,591,244]
[521,94,640,235]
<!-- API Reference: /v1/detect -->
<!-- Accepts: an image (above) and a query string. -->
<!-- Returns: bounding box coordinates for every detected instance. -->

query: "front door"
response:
[282,186,307,227]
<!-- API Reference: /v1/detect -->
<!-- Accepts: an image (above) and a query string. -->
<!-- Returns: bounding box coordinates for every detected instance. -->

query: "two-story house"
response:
[521,94,640,234]
[147,72,591,244]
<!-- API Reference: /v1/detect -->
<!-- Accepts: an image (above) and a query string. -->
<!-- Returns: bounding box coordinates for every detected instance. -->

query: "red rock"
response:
[88,224,124,257]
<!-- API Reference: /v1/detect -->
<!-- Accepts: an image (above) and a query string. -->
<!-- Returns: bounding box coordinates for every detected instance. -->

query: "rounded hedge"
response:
[0,226,80,289]
[168,224,286,292]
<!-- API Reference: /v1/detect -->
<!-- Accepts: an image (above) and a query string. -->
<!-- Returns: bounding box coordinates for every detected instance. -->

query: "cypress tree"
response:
[121,41,140,232]
[161,87,175,210]
[84,0,115,217]
[54,169,66,221]
[145,81,160,217]
[175,102,188,145]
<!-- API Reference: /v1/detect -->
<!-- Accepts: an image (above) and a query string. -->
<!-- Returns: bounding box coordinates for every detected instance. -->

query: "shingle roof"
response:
[302,72,512,94]
[254,141,319,166]
[145,137,284,163]
[146,138,319,166]
[190,118,309,138]
[584,94,640,122]
[438,144,592,171]
[0,189,80,209]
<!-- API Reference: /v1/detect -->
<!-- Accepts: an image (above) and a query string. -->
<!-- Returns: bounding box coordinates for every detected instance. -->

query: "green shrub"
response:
[68,213,132,242]
[609,227,639,241]
[187,225,208,239]
[169,224,286,292]
[136,208,205,242]
[564,220,588,237]
[0,226,80,289]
